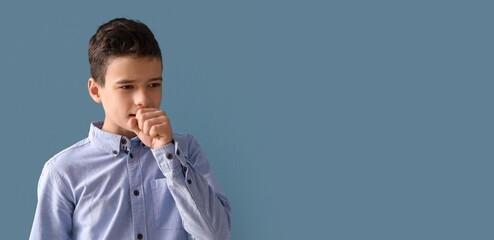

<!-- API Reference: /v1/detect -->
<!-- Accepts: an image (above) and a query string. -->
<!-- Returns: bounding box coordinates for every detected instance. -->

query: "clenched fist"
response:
[127,108,173,148]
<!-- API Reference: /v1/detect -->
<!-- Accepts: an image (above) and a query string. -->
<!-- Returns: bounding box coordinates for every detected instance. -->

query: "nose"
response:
[133,88,151,107]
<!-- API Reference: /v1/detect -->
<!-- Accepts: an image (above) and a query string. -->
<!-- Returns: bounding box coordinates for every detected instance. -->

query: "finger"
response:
[140,111,166,121]
[138,113,166,132]
[135,108,153,116]
[149,122,169,138]
[136,109,167,130]
[142,116,167,135]
[136,108,167,116]
[127,117,141,134]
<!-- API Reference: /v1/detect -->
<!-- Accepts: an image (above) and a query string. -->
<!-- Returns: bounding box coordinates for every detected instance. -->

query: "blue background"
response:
[0,1,492,239]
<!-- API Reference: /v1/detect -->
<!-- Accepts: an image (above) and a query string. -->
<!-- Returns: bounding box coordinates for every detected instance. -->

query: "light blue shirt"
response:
[30,122,231,240]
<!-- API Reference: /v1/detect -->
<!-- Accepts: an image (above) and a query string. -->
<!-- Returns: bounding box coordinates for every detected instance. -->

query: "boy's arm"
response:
[29,162,73,240]
[129,108,231,239]
[152,135,231,240]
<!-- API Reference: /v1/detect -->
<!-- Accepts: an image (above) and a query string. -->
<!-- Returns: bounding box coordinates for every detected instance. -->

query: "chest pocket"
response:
[151,178,184,229]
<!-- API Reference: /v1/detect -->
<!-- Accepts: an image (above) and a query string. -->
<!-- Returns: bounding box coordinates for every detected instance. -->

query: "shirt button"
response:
[166,153,173,160]
[120,138,127,144]
[137,233,143,239]
[129,153,134,158]
[187,179,192,184]
[133,190,140,196]
[112,150,118,155]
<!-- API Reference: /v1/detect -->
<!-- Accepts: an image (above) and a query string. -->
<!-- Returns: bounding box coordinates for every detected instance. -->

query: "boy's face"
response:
[88,56,163,138]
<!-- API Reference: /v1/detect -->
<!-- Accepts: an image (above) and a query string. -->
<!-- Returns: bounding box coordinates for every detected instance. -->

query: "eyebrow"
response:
[114,77,163,85]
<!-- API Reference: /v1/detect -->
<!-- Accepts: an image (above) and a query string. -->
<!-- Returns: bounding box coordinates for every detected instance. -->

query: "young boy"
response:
[29,18,231,240]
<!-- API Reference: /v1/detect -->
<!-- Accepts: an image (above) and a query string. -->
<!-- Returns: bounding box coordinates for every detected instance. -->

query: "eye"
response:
[149,82,161,88]
[120,85,133,90]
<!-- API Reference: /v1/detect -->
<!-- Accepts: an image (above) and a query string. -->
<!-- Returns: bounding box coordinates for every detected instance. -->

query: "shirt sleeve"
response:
[29,161,74,240]
[151,134,231,240]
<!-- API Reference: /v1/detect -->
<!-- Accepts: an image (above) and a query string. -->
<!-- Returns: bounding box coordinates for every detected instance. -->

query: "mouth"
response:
[129,113,136,117]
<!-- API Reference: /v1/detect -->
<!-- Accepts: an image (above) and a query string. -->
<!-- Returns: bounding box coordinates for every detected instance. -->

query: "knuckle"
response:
[149,126,157,135]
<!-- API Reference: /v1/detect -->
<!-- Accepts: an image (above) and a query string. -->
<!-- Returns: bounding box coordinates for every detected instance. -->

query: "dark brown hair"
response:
[88,18,162,85]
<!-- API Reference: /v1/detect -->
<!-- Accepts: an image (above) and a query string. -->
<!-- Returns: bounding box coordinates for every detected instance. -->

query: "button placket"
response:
[126,142,146,239]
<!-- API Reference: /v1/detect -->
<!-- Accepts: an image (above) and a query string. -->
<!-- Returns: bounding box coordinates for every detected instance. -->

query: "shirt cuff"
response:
[151,142,185,173]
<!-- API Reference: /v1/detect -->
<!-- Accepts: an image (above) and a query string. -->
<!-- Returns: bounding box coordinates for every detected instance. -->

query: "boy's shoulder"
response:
[173,132,203,153]
[173,132,194,146]
[172,132,209,166]
[44,137,92,170]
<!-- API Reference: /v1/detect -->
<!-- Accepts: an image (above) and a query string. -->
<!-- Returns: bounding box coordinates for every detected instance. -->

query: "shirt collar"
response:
[88,121,143,156]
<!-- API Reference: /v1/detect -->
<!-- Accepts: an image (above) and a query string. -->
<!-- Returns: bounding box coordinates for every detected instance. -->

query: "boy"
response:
[29,18,231,240]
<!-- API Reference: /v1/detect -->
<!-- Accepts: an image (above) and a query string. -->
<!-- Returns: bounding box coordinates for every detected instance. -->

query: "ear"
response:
[88,78,102,103]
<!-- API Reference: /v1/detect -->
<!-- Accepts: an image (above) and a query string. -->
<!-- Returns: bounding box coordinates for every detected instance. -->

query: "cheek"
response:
[107,95,131,113]
[151,90,163,106]
[155,94,163,105]
[148,90,162,108]
[119,98,134,111]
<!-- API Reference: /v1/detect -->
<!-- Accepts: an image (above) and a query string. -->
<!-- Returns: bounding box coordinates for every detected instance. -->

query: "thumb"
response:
[127,117,141,135]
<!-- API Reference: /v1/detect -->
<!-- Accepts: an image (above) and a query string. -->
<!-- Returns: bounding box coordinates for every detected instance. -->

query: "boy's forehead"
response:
[105,56,162,83]
[114,77,163,84]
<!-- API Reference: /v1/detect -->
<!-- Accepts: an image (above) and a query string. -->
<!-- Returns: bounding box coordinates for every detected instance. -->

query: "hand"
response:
[127,108,173,148]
